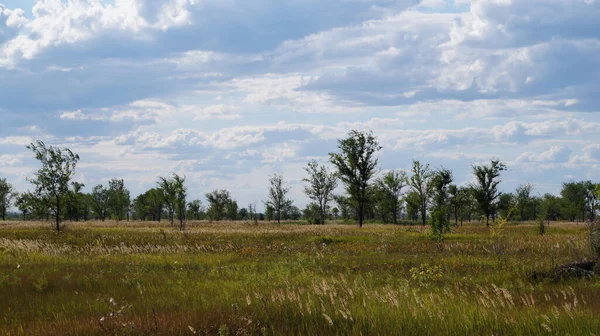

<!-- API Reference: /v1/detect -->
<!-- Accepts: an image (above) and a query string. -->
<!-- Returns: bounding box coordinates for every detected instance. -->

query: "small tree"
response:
[226,200,238,221]
[265,174,292,224]
[0,178,15,221]
[377,170,407,224]
[206,189,232,221]
[471,159,507,226]
[27,140,80,231]
[187,200,203,220]
[429,169,453,240]
[108,178,130,222]
[92,184,110,221]
[329,130,381,228]
[408,161,434,226]
[159,174,186,229]
[302,160,338,225]
[515,183,534,221]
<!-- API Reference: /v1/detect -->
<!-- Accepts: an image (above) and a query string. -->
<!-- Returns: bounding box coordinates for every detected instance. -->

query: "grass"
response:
[0,220,598,335]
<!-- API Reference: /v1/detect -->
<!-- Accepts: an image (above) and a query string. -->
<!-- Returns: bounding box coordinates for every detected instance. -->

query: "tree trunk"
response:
[56,196,61,232]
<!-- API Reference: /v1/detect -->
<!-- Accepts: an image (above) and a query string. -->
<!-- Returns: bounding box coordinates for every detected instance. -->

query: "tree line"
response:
[0,132,599,233]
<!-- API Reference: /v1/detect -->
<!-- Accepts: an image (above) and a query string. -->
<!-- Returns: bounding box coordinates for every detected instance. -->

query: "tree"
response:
[206,189,232,221]
[27,140,80,231]
[429,169,453,239]
[449,186,471,226]
[92,184,110,221]
[302,160,338,225]
[108,178,130,221]
[187,200,203,220]
[158,174,187,229]
[265,174,292,224]
[158,176,177,225]
[67,181,85,221]
[497,192,515,219]
[0,178,15,221]
[408,161,434,226]
[329,130,381,228]
[515,184,534,221]
[471,159,507,226]
[226,200,238,221]
[238,207,248,220]
[376,170,407,224]
[561,181,588,222]
[15,192,34,220]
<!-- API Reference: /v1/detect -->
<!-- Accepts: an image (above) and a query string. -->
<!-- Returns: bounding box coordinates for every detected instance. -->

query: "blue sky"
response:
[1,0,599,209]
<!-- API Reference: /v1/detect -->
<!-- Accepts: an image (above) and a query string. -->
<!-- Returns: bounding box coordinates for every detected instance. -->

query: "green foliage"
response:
[206,189,233,221]
[158,174,187,230]
[302,160,337,225]
[409,263,443,286]
[375,170,407,224]
[26,140,80,231]
[0,178,15,221]
[329,130,381,227]
[471,159,507,226]
[408,161,434,226]
[265,174,292,224]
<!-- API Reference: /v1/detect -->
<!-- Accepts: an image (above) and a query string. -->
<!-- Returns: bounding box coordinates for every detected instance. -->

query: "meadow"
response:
[0,220,599,335]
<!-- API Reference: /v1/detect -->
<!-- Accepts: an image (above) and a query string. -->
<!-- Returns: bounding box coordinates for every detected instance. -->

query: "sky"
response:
[1,0,599,210]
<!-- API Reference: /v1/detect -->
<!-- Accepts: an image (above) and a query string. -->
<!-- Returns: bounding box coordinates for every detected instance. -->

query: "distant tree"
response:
[15,192,34,220]
[206,189,232,221]
[405,190,420,223]
[92,185,110,221]
[27,140,80,231]
[248,203,256,222]
[302,160,338,225]
[497,192,515,219]
[226,200,238,221]
[107,178,130,221]
[449,186,471,226]
[158,174,187,229]
[265,204,274,221]
[471,159,507,226]
[561,181,588,222]
[408,161,434,226]
[238,207,248,220]
[67,181,85,221]
[188,200,203,220]
[0,178,15,221]
[265,174,292,224]
[515,184,534,221]
[584,181,599,222]
[376,170,407,224]
[429,169,453,239]
[329,130,381,228]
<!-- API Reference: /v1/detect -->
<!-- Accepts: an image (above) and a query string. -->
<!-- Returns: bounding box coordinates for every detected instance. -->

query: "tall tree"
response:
[408,160,434,226]
[92,184,110,221]
[376,170,407,224]
[449,185,470,226]
[205,189,232,221]
[302,160,338,225]
[0,178,15,221]
[265,174,292,224]
[515,183,534,221]
[108,178,130,221]
[560,181,588,222]
[27,140,80,231]
[471,159,507,226]
[329,130,381,228]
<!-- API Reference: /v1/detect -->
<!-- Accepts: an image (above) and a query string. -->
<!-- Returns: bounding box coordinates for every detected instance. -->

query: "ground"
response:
[0,220,598,335]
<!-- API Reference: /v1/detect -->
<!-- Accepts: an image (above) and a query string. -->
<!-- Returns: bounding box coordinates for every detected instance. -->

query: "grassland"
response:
[0,220,598,335]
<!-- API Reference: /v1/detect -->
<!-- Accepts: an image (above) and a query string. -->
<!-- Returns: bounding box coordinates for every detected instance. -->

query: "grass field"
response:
[1,220,599,335]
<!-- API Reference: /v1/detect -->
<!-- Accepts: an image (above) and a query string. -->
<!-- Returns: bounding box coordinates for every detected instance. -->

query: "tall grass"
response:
[0,220,597,335]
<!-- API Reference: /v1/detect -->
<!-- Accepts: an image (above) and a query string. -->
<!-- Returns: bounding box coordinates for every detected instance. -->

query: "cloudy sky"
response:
[1,0,599,209]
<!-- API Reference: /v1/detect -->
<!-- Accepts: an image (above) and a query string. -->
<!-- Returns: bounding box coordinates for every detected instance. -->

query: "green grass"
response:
[0,220,598,335]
